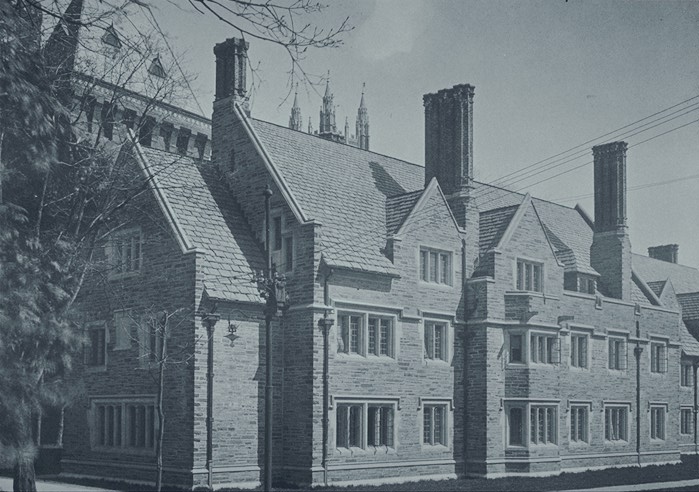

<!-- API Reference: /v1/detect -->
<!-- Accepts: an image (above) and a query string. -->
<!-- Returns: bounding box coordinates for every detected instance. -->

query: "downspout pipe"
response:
[461,238,468,474]
[634,320,643,467]
[203,313,220,490]
[320,269,334,486]
[693,361,698,456]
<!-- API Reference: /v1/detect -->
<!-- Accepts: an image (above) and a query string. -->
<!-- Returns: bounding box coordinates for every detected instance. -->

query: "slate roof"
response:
[678,293,699,321]
[139,146,264,303]
[632,254,699,294]
[479,205,519,255]
[247,118,599,277]
[647,280,667,297]
[680,321,699,357]
[386,190,424,235]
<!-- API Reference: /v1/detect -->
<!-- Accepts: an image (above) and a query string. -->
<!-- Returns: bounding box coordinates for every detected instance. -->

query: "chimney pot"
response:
[648,244,679,264]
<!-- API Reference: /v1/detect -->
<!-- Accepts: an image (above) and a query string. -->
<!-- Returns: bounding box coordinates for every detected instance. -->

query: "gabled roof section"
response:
[247,116,422,275]
[681,321,699,357]
[394,178,460,237]
[137,145,264,303]
[479,205,518,255]
[678,293,699,321]
[386,190,423,235]
[632,254,699,295]
[630,271,661,306]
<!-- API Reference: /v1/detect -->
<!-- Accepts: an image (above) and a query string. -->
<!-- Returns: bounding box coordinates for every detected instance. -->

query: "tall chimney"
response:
[214,38,249,102]
[648,244,679,264]
[212,38,249,175]
[423,84,475,195]
[423,84,479,273]
[590,141,632,300]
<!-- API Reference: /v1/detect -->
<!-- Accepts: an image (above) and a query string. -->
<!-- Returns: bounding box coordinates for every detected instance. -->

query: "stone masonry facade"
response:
[58,26,699,491]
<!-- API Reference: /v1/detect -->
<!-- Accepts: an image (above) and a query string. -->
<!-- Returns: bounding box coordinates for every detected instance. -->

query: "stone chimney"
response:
[212,38,249,174]
[590,141,632,300]
[214,38,249,103]
[423,84,479,272]
[648,244,679,264]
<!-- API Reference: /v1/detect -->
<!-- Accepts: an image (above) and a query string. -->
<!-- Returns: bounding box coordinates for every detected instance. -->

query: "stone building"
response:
[45,6,699,487]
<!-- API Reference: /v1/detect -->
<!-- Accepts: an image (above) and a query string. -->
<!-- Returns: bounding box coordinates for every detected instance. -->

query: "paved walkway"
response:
[559,478,699,492]
[0,476,117,492]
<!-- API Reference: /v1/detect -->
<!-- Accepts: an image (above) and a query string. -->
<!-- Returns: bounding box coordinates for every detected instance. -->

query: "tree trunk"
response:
[13,456,37,492]
[155,313,168,492]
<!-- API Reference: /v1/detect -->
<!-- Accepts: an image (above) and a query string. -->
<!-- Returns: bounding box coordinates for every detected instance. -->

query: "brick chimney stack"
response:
[212,38,249,175]
[423,84,479,273]
[648,244,679,264]
[590,141,632,300]
[214,38,249,102]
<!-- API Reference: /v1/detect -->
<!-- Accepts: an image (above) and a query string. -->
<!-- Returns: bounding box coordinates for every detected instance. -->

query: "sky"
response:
[149,1,699,267]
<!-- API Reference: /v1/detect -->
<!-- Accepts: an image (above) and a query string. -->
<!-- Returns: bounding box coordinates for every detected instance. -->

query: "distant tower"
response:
[289,85,302,131]
[344,117,350,142]
[308,116,314,134]
[356,83,370,150]
[318,72,342,142]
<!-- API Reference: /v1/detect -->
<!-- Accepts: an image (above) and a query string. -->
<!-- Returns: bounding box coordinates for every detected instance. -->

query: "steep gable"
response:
[137,146,264,303]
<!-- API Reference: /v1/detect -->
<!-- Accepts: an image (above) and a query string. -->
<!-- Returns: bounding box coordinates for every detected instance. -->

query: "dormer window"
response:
[516,259,542,292]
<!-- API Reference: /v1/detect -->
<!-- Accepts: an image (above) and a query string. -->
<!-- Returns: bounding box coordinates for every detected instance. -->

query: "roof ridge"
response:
[632,252,699,272]
[249,117,426,169]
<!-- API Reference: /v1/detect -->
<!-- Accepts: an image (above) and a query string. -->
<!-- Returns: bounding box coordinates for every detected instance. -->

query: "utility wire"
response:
[486,93,699,189]
[476,114,699,209]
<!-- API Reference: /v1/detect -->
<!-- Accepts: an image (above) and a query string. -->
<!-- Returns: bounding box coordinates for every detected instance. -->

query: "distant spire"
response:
[307,116,313,134]
[356,82,369,150]
[344,117,350,140]
[319,70,340,141]
[289,83,302,131]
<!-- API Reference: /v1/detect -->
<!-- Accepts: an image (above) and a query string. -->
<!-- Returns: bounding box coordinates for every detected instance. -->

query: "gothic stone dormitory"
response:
[57,34,699,489]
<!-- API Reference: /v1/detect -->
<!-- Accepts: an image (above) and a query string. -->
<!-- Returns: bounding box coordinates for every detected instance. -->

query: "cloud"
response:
[356,0,428,61]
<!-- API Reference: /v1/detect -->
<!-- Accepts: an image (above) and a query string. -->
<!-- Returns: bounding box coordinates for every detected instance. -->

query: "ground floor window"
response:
[506,401,559,448]
[650,406,666,440]
[681,408,693,435]
[605,406,629,442]
[336,400,396,450]
[423,404,447,446]
[530,405,557,445]
[92,398,157,452]
[570,405,589,443]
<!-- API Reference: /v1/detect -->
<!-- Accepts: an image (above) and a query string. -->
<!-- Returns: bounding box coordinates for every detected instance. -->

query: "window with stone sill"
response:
[650,341,668,373]
[423,404,448,446]
[681,408,693,435]
[108,228,142,278]
[681,364,693,387]
[424,320,449,362]
[570,333,589,369]
[604,405,629,442]
[419,247,452,286]
[337,312,396,358]
[85,322,107,368]
[335,401,396,450]
[91,398,157,452]
[530,333,560,365]
[516,259,543,292]
[509,333,524,363]
[570,405,589,444]
[505,402,559,448]
[608,337,628,370]
[650,405,666,440]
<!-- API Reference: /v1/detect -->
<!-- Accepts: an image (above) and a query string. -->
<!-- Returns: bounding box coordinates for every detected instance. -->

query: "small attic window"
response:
[101,25,122,49]
[148,57,166,78]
